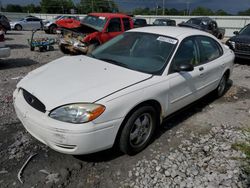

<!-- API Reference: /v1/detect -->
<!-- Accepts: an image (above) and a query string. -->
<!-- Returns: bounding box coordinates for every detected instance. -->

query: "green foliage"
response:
[238,8,250,16]
[5,4,23,12]
[40,0,75,14]
[214,9,230,16]
[231,128,250,177]
[191,6,214,16]
[77,0,118,14]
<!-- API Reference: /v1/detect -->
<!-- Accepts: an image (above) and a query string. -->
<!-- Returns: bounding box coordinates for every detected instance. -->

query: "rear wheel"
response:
[49,25,57,34]
[119,106,157,155]
[15,24,22,31]
[59,44,70,54]
[215,74,228,97]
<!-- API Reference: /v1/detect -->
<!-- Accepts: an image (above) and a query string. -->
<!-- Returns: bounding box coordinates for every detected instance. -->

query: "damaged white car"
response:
[13,27,234,155]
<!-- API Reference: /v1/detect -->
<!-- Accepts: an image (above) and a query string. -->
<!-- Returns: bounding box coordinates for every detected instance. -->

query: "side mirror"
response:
[174,63,194,72]
[233,31,239,35]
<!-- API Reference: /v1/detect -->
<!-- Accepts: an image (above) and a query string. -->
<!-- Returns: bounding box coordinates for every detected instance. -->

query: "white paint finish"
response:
[14,27,235,154]
[17,55,151,111]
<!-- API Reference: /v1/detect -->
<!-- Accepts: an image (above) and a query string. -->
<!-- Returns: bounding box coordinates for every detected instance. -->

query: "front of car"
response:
[59,14,108,54]
[13,28,178,155]
[226,24,250,60]
[10,19,23,30]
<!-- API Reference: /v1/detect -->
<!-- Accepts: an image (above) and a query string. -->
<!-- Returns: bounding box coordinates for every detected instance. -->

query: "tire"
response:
[30,46,35,51]
[48,46,54,51]
[44,30,50,34]
[215,74,228,97]
[59,44,70,54]
[87,43,99,55]
[49,25,57,34]
[15,24,22,31]
[119,106,157,155]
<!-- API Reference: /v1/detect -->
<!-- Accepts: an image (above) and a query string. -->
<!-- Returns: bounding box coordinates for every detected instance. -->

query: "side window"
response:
[122,18,131,31]
[169,37,199,73]
[107,18,121,32]
[198,36,222,63]
[26,18,32,22]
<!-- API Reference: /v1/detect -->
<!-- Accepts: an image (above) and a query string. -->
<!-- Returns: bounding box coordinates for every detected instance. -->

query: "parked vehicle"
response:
[0,27,10,58]
[56,17,81,29]
[59,13,133,55]
[153,19,176,26]
[10,16,43,31]
[43,15,80,34]
[14,27,234,155]
[226,24,250,60]
[0,14,11,33]
[179,17,225,39]
[133,18,147,28]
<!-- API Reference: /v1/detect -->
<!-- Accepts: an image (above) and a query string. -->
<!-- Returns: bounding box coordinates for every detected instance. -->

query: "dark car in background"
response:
[226,24,250,60]
[153,18,176,26]
[0,14,11,33]
[133,18,147,28]
[179,17,225,39]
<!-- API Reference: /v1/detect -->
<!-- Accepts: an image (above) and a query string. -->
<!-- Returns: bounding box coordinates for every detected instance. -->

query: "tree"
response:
[40,0,75,14]
[191,6,214,16]
[22,4,41,13]
[238,8,250,16]
[214,9,230,16]
[5,4,23,12]
[78,0,118,14]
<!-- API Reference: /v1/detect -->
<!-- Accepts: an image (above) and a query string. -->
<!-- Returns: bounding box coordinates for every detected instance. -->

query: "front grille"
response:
[22,89,46,113]
[235,43,250,53]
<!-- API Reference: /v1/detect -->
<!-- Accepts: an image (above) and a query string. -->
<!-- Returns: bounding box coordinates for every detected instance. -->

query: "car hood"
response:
[229,35,250,43]
[17,56,151,111]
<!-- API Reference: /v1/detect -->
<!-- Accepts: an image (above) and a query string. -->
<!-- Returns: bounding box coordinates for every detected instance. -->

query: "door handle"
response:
[199,67,204,71]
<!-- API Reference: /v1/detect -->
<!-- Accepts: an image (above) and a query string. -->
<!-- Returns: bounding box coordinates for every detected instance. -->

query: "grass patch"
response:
[231,128,250,179]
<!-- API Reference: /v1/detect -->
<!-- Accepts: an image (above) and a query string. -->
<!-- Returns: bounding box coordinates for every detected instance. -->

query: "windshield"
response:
[239,25,250,35]
[187,18,202,25]
[82,15,107,31]
[92,32,177,75]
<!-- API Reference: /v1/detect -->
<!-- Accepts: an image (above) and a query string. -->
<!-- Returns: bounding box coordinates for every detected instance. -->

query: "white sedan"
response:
[13,27,234,155]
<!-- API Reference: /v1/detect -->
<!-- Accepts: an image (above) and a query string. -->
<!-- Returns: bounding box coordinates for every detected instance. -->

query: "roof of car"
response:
[89,13,130,18]
[129,26,213,39]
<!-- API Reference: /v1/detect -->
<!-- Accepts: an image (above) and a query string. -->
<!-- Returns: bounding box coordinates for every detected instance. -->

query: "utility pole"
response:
[91,0,94,12]
[162,0,165,15]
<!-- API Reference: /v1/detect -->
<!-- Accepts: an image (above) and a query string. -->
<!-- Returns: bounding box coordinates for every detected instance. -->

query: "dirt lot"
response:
[0,31,249,188]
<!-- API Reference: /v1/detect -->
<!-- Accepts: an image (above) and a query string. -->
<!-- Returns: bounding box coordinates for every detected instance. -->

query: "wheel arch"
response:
[113,99,162,147]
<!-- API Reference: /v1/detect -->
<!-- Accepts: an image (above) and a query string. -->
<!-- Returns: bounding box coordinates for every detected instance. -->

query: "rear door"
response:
[195,36,224,96]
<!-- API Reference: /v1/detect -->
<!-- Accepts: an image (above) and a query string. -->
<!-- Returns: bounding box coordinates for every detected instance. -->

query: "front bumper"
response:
[234,51,250,60]
[59,39,88,54]
[13,89,123,155]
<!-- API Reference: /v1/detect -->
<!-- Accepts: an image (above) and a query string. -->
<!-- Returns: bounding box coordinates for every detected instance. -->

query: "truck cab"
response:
[59,13,133,55]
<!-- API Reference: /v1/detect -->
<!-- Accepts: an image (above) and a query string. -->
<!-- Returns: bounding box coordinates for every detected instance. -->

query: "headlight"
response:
[49,103,105,124]
[228,40,235,49]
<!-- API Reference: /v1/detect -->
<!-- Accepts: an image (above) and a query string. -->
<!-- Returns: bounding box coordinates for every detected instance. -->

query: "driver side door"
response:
[166,37,204,115]
[101,18,123,43]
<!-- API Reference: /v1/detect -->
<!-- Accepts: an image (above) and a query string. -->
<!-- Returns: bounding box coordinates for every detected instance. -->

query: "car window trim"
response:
[196,35,223,65]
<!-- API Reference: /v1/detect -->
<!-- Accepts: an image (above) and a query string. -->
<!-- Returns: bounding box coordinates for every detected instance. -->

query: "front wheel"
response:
[119,106,157,155]
[15,24,22,31]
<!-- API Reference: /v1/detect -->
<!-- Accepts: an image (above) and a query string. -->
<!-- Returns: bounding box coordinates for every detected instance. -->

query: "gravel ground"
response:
[0,31,249,188]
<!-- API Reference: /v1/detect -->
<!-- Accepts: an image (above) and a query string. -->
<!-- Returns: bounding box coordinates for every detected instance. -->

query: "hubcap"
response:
[129,113,153,148]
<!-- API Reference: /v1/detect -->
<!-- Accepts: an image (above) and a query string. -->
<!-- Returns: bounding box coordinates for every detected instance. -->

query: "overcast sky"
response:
[1,0,249,14]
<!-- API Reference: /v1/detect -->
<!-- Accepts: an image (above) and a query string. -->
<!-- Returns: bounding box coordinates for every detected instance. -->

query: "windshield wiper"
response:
[98,58,129,68]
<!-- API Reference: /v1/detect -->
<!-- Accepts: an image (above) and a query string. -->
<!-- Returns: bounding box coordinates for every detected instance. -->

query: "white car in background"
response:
[10,16,42,31]
[0,29,10,58]
[13,27,234,155]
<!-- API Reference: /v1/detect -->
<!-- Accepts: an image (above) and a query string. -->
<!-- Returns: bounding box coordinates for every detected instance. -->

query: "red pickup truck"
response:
[59,13,133,55]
